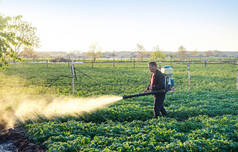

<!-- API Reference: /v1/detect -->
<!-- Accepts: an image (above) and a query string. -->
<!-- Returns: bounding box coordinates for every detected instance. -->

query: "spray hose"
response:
[122,90,166,99]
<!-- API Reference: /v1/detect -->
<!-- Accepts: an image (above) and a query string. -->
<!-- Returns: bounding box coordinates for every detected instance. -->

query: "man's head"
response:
[149,62,157,73]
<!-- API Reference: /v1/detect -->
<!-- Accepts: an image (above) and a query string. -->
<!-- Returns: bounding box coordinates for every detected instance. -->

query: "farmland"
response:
[1,61,238,151]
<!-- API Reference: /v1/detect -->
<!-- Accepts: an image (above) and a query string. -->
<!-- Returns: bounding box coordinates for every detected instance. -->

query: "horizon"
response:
[1,0,238,52]
[35,50,238,54]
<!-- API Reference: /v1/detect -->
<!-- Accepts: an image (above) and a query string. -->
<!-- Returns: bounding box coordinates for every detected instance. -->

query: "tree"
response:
[9,15,39,54]
[20,48,38,59]
[0,14,39,69]
[150,45,165,61]
[204,51,213,57]
[110,50,116,59]
[86,42,102,62]
[136,43,146,61]
[177,45,187,59]
[191,50,199,57]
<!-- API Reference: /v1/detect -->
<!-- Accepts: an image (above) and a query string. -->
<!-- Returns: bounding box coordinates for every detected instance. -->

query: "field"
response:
[1,61,238,151]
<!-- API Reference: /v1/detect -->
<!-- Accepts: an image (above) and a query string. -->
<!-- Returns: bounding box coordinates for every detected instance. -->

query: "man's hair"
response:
[149,62,157,67]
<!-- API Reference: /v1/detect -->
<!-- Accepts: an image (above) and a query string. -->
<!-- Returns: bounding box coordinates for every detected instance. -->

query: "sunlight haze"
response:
[0,0,238,52]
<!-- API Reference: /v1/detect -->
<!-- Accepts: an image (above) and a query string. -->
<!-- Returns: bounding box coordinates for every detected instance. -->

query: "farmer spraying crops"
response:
[123,62,174,117]
[144,62,168,118]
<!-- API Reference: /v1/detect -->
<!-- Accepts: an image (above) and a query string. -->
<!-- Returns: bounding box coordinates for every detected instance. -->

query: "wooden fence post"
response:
[68,56,71,68]
[72,61,75,95]
[237,61,238,90]
[188,62,191,91]
[113,57,115,68]
[158,60,162,70]
[133,59,135,68]
[92,60,94,68]
[204,59,207,67]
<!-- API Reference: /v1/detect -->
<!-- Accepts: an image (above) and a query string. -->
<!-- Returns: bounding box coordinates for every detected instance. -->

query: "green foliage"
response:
[0,14,39,70]
[2,62,238,151]
[25,115,238,152]
[177,45,187,59]
[86,42,102,62]
[4,62,236,96]
[151,45,165,60]
[136,43,147,61]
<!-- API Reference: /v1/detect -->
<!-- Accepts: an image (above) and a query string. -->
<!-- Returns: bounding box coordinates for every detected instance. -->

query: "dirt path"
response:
[0,127,44,152]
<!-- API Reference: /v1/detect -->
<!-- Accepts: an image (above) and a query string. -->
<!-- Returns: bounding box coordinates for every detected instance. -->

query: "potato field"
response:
[1,61,238,152]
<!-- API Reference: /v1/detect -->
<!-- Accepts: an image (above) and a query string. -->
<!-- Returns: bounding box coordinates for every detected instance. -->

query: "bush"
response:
[51,57,71,62]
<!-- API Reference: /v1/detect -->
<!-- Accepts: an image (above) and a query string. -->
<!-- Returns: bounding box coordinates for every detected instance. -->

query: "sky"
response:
[0,0,238,52]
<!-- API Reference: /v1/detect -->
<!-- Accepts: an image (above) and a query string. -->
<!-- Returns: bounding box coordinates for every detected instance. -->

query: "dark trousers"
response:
[154,93,167,117]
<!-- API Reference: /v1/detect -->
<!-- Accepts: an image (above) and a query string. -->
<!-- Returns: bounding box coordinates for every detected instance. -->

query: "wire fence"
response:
[2,60,238,96]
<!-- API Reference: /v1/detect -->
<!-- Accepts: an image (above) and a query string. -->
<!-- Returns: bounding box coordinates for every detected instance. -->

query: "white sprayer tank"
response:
[161,65,174,92]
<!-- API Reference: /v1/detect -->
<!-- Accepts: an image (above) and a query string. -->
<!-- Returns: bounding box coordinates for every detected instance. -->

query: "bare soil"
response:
[0,127,44,152]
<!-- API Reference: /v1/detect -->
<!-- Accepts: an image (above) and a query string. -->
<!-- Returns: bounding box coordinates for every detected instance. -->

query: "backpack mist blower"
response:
[122,65,174,99]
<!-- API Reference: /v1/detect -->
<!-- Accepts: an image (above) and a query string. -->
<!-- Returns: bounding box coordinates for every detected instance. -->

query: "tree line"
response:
[1,14,229,68]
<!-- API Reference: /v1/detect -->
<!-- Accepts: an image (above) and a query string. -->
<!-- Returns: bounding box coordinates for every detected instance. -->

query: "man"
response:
[144,62,167,118]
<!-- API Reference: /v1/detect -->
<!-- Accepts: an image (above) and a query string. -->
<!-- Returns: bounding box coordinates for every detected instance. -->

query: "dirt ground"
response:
[0,126,44,152]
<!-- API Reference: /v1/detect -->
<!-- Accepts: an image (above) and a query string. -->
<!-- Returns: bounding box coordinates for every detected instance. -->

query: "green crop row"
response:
[25,115,238,152]
[4,62,237,96]
[1,62,238,151]
[22,90,238,151]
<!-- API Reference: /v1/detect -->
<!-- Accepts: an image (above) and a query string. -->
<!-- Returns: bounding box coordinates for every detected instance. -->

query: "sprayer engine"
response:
[161,65,174,92]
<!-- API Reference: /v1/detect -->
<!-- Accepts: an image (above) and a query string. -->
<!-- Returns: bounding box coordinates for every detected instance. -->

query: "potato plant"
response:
[2,62,238,151]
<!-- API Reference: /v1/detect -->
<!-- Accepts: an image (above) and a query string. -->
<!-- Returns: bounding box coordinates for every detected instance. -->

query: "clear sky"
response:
[0,0,238,52]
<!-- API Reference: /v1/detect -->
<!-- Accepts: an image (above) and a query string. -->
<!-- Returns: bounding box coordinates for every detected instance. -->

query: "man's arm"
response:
[144,84,150,93]
[144,75,152,93]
